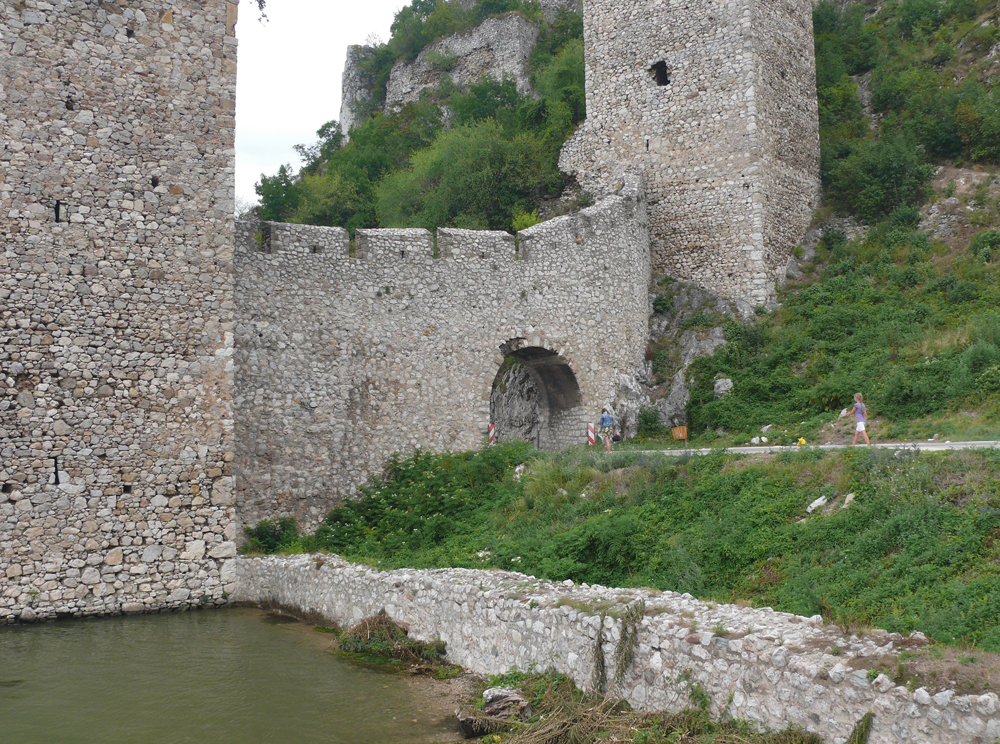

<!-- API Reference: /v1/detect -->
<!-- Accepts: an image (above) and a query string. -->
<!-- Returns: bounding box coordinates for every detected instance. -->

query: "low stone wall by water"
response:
[234,556,1000,744]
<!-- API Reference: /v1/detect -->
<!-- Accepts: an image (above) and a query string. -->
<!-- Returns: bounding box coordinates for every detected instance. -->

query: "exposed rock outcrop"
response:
[386,14,540,112]
[647,281,740,429]
[340,2,581,138]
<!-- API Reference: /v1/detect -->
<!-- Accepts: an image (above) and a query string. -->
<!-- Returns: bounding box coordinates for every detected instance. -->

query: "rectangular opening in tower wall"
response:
[649,61,670,86]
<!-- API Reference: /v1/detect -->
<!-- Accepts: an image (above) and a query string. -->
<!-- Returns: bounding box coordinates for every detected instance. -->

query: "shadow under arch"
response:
[490,340,583,450]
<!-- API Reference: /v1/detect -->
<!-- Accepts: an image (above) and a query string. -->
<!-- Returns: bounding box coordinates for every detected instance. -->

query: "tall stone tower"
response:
[560,0,821,307]
[1,0,239,621]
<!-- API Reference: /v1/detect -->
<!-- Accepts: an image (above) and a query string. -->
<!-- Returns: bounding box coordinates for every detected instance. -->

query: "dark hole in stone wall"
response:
[54,199,62,223]
[260,222,273,253]
[1,484,13,494]
[649,61,670,86]
[126,27,134,38]
[400,250,406,259]
[53,456,60,486]
[491,344,583,449]
[151,176,159,188]
[65,98,75,110]
[310,246,321,254]
[123,485,132,494]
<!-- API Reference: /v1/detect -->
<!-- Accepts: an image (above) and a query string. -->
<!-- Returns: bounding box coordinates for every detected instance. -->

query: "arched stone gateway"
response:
[491,342,583,450]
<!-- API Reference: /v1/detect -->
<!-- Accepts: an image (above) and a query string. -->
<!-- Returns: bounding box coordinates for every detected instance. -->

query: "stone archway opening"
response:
[490,342,582,450]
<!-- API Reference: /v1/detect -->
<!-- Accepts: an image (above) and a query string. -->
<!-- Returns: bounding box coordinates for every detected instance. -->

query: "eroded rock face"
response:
[613,369,650,438]
[341,1,581,138]
[648,281,739,429]
[491,359,541,445]
[386,14,540,113]
[339,44,376,138]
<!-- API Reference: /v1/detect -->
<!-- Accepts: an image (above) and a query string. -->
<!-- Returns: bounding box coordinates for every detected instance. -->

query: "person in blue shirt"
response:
[598,406,617,453]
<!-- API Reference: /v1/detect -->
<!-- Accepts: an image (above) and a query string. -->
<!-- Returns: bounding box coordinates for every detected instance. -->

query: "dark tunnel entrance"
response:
[490,344,583,450]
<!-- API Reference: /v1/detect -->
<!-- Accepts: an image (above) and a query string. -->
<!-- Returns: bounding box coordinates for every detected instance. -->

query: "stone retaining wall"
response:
[234,555,1000,744]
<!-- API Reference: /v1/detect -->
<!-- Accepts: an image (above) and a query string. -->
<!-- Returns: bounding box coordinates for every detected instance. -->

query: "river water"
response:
[0,607,460,744]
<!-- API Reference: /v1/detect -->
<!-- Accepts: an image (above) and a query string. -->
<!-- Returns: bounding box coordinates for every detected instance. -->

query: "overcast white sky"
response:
[234,0,404,207]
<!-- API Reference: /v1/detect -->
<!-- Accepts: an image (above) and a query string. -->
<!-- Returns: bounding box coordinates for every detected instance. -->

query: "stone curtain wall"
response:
[1,0,240,623]
[559,0,820,307]
[235,556,1000,744]
[234,177,650,529]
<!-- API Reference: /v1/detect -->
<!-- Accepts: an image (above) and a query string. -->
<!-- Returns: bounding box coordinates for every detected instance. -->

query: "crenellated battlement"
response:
[236,174,648,280]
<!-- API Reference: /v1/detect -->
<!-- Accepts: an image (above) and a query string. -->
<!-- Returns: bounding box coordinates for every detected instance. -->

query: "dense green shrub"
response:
[243,517,299,554]
[637,407,666,437]
[827,129,935,221]
[377,119,561,231]
[970,229,1000,263]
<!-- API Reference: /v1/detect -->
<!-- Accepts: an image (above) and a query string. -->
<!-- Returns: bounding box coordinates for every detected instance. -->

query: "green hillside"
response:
[247,442,1000,652]
[255,0,584,233]
[672,0,1000,445]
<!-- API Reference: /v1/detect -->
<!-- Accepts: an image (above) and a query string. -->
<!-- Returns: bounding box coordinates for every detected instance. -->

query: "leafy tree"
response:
[532,37,586,123]
[448,76,525,128]
[255,165,301,222]
[828,128,935,222]
[377,120,560,231]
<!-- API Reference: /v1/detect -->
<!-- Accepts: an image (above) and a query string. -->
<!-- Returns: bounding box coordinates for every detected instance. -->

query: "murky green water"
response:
[0,607,458,744]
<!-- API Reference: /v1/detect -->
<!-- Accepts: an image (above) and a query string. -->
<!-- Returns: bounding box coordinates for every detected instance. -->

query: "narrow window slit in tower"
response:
[54,200,62,223]
[400,250,406,259]
[649,61,670,87]
[53,456,60,486]
[310,246,321,254]
[646,138,650,152]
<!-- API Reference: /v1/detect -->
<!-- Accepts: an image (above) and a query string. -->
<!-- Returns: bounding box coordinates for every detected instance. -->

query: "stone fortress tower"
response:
[1,0,240,621]
[560,0,821,308]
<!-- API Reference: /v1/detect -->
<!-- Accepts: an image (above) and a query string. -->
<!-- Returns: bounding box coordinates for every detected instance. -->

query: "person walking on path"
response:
[598,406,617,453]
[839,392,871,446]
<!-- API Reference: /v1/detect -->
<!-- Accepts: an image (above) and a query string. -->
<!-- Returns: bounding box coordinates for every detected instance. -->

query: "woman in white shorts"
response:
[839,392,870,446]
